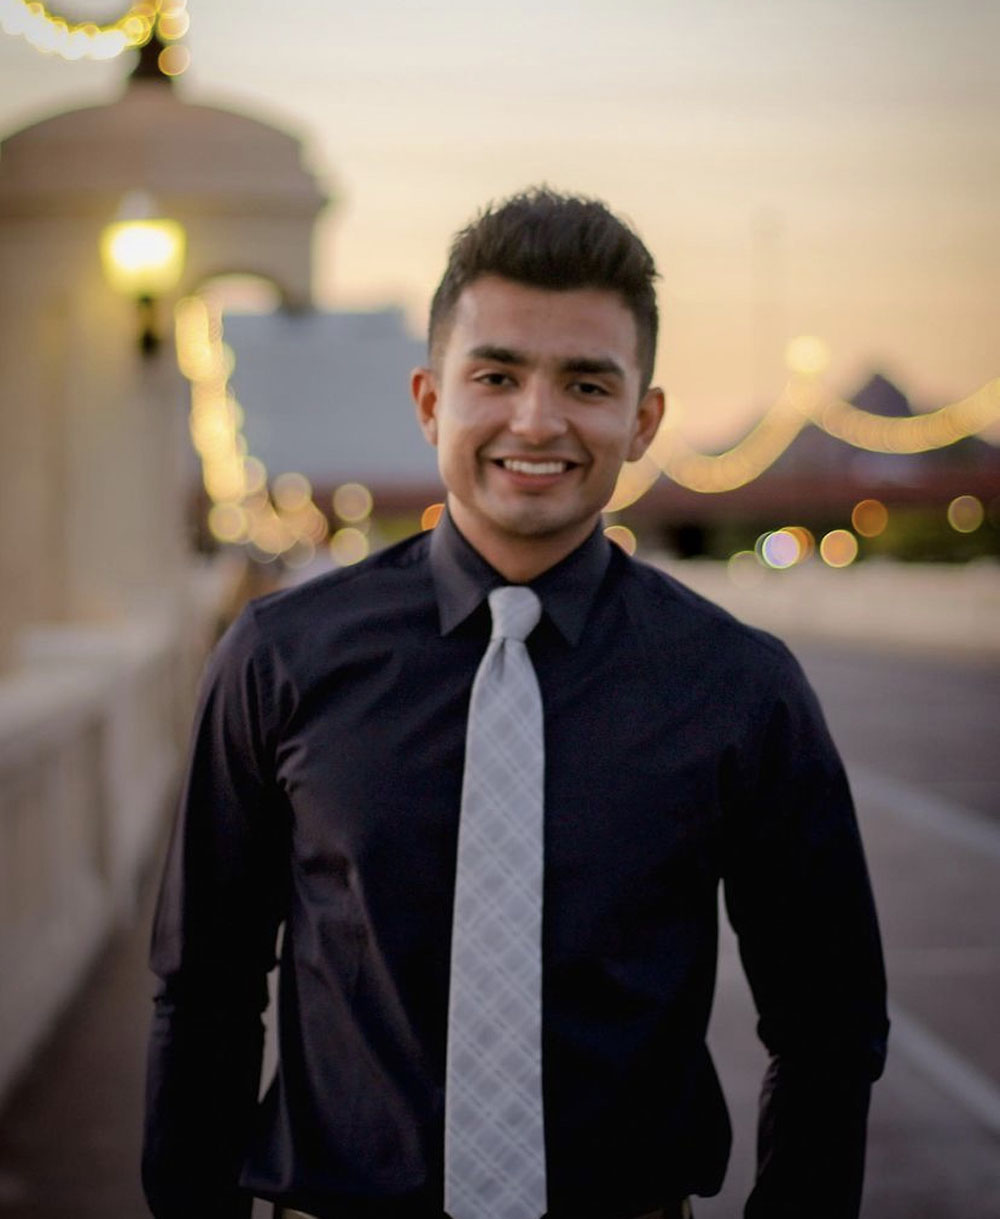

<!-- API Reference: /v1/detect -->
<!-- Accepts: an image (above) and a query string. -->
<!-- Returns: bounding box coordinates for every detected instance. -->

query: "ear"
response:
[411,367,440,447]
[626,386,665,462]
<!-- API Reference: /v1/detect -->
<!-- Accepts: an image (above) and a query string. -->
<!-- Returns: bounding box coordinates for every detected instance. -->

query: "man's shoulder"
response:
[618,550,797,671]
[256,529,429,617]
[225,530,434,661]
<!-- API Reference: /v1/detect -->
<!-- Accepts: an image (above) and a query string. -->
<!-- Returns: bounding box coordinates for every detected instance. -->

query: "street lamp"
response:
[100,191,186,356]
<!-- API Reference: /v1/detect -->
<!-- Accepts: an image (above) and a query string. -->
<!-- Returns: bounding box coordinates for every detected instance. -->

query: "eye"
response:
[571,380,610,397]
[474,370,515,388]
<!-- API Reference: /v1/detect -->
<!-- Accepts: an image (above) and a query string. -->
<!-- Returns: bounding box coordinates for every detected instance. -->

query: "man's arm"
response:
[142,607,289,1219]
[723,646,889,1219]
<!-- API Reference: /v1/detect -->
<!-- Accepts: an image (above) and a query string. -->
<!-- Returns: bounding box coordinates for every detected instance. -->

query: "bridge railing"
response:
[0,611,206,1107]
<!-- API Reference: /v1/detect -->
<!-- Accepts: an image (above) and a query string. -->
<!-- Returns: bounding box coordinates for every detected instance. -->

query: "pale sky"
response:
[1,0,997,444]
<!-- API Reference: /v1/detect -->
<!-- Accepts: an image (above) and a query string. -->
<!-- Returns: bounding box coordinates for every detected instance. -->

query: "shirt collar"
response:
[429,508,612,646]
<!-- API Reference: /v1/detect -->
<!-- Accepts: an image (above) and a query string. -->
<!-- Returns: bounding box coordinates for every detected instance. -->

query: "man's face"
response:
[412,275,664,580]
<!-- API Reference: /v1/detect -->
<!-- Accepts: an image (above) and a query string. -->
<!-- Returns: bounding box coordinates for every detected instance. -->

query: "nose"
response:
[509,378,568,444]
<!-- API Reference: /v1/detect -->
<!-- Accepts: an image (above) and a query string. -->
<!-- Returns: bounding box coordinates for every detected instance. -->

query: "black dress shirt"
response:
[143,513,888,1219]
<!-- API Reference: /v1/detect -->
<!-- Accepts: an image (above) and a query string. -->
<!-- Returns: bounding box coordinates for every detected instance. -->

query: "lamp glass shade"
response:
[100,218,186,297]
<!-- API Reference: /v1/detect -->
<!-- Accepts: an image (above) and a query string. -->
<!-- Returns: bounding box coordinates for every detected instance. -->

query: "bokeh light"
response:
[947,495,984,533]
[333,482,373,523]
[157,10,190,39]
[784,525,815,560]
[100,218,185,297]
[272,472,312,513]
[851,498,889,538]
[603,524,637,555]
[207,502,247,544]
[0,0,155,61]
[421,502,444,531]
[759,529,801,570]
[819,529,859,568]
[785,335,831,377]
[158,43,190,76]
[330,527,370,566]
[605,452,661,512]
[243,457,268,497]
[727,550,765,587]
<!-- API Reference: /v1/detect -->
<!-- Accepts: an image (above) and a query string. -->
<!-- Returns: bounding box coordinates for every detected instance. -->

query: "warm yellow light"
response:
[819,529,859,568]
[947,495,984,533]
[851,499,889,538]
[603,524,637,555]
[243,457,268,496]
[605,453,660,512]
[249,512,294,557]
[157,43,189,74]
[207,503,248,544]
[421,503,444,531]
[101,218,186,298]
[783,525,815,560]
[333,482,373,523]
[157,10,189,39]
[299,504,331,544]
[785,335,831,377]
[330,527,370,566]
[203,460,246,503]
[272,472,313,513]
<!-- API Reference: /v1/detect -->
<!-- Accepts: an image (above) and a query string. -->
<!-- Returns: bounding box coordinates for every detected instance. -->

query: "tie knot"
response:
[488,585,542,642]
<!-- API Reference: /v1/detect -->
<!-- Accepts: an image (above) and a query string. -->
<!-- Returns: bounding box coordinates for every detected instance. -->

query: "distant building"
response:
[224,306,441,506]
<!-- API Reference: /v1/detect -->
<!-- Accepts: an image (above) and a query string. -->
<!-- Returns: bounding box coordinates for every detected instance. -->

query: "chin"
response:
[494,508,591,541]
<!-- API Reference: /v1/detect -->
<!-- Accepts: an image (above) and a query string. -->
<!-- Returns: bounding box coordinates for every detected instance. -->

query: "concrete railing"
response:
[0,554,260,1109]
[0,616,190,1107]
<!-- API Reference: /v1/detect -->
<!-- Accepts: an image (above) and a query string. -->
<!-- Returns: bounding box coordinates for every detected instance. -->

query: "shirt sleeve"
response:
[722,644,889,1219]
[142,605,290,1219]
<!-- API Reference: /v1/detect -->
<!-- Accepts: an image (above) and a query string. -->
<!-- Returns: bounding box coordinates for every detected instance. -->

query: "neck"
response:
[447,497,597,583]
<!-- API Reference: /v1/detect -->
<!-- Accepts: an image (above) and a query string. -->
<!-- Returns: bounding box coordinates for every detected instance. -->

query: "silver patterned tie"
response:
[445,585,547,1219]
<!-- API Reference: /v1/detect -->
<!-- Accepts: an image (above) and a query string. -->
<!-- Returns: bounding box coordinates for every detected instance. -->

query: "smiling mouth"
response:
[495,458,578,476]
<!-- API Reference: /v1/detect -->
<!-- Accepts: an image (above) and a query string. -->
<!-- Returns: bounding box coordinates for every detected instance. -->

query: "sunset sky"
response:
[1,0,997,444]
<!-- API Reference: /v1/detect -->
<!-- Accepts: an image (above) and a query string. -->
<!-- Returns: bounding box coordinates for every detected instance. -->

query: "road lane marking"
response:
[850,766,1000,862]
[888,1002,1000,1136]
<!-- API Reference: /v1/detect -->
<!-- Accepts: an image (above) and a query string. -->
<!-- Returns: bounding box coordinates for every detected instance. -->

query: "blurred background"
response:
[0,2,998,1216]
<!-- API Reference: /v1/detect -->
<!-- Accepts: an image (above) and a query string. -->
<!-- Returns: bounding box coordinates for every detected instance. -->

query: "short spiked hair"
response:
[428,187,660,390]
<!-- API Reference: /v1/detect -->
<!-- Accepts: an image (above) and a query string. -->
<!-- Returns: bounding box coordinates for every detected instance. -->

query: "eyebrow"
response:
[466,346,625,379]
[562,356,625,379]
[467,344,524,365]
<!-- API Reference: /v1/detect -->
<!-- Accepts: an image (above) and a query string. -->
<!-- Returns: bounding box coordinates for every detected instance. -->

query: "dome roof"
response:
[0,79,327,220]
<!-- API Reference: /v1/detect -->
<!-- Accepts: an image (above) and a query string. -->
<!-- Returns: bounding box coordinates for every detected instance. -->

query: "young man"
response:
[143,189,888,1219]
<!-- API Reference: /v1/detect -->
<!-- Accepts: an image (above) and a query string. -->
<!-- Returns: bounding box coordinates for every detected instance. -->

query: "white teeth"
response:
[502,459,568,475]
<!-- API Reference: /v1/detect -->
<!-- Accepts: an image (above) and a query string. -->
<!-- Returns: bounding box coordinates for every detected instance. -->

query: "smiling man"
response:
[411,273,662,581]
[143,189,888,1219]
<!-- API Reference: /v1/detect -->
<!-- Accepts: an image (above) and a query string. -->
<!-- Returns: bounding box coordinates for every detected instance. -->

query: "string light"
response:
[646,384,811,494]
[618,371,1000,500]
[808,379,1000,454]
[0,0,188,63]
[175,294,331,563]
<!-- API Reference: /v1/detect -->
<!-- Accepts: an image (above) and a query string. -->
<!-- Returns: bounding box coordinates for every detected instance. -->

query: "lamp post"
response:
[100,191,186,356]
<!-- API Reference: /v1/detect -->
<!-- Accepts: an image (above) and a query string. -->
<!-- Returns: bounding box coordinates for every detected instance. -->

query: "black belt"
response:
[276,1205,693,1219]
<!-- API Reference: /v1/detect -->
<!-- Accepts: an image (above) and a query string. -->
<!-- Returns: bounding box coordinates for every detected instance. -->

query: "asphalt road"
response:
[1,638,997,1218]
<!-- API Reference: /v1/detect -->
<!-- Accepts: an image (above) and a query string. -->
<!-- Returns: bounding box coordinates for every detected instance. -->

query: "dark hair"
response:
[428,187,660,390]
